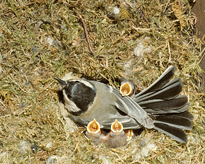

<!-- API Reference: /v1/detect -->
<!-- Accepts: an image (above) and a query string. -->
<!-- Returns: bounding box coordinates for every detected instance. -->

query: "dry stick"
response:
[2,2,36,15]
[18,2,37,8]
[75,11,94,56]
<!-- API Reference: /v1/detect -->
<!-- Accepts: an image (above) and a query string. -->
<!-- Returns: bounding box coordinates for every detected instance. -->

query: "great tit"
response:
[55,66,193,144]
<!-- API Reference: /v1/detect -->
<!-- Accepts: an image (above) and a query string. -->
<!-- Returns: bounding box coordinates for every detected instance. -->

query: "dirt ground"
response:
[0,0,205,163]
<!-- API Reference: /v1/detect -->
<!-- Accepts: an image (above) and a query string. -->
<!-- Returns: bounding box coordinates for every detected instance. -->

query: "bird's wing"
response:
[108,86,155,129]
[99,113,142,130]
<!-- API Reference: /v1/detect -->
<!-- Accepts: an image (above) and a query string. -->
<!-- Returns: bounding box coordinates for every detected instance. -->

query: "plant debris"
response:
[0,0,204,163]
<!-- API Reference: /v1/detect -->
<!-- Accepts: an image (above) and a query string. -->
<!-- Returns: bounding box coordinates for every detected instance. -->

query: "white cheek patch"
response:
[63,90,81,113]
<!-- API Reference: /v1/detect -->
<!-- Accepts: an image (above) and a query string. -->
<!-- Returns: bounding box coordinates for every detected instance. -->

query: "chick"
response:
[86,119,104,145]
[120,80,135,97]
[105,119,134,148]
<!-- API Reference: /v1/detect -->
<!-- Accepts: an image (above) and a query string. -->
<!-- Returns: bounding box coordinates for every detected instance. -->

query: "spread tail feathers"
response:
[153,112,193,143]
[153,123,188,143]
[134,66,193,143]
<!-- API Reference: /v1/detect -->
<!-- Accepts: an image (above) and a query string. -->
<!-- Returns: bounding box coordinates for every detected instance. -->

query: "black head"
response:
[55,78,96,115]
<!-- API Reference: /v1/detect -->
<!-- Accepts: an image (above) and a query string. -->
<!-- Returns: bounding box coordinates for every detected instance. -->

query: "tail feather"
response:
[154,123,187,143]
[134,66,176,99]
[173,111,194,121]
[138,95,189,114]
[144,103,190,115]
[135,78,182,102]
[153,115,192,130]
[132,66,193,143]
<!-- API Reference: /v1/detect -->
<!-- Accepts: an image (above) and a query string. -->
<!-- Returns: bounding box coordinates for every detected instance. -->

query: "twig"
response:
[68,142,80,158]
[2,2,37,15]
[0,99,6,107]
[163,0,171,13]
[74,11,94,56]
[198,47,205,65]
[132,26,151,32]
[18,2,37,8]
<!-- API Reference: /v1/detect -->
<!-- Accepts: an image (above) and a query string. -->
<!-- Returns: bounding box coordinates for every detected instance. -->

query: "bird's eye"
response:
[65,90,71,98]
[64,85,72,98]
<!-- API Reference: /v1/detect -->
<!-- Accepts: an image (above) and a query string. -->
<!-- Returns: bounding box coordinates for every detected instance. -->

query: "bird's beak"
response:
[54,77,67,86]
[87,119,101,134]
[125,130,134,141]
[120,81,135,97]
[111,119,123,133]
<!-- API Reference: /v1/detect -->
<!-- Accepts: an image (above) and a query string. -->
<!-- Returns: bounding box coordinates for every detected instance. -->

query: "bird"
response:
[86,119,134,147]
[85,119,105,145]
[105,119,134,148]
[55,65,193,145]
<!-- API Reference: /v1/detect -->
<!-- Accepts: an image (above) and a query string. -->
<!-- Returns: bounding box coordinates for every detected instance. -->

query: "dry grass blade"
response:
[0,0,204,163]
